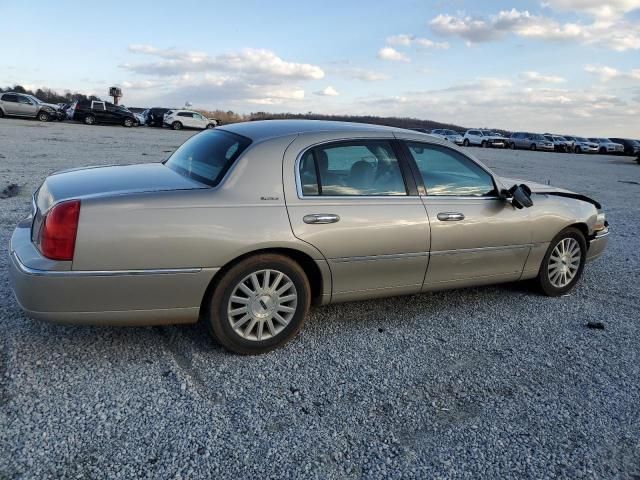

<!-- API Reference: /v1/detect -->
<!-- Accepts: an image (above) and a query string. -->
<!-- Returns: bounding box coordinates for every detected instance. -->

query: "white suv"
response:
[164,110,217,130]
[463,129,507,148]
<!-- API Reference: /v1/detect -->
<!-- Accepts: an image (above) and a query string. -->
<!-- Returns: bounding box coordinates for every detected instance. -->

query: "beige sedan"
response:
[9,120,609,354]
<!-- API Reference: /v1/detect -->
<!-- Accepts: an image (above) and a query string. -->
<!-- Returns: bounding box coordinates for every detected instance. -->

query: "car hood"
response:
[39,102,61,110]
[499,177,573,194]
[35,163,206,212]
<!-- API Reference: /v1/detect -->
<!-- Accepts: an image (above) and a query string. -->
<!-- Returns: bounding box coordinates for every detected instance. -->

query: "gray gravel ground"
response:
[1,119,639,479]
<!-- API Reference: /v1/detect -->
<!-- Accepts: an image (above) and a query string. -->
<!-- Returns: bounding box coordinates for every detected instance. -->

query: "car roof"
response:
[219,119,404,142]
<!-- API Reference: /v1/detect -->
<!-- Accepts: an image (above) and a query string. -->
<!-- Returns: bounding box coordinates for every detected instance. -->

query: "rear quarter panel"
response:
[71,134,326,271]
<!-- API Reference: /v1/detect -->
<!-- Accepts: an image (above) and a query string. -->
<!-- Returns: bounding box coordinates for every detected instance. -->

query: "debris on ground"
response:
[0,183,20,198]
[586,321,605,330]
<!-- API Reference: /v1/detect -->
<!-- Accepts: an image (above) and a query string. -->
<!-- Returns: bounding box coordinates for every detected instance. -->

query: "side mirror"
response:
[501,184,533,209]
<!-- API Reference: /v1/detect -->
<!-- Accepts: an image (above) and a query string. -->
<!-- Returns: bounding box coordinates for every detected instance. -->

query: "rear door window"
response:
[299,140,407,196]
[2,94,18,102]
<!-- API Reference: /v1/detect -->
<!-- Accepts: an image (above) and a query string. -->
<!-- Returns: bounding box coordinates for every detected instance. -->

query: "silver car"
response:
[509,132,555,151]
[9,121,609,354]
[0,92,62,122]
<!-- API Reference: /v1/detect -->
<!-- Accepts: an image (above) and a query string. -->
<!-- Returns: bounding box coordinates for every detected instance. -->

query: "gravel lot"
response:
[1,119,639,479]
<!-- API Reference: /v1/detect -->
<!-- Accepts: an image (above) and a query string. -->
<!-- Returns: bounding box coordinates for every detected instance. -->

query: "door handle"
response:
[303,214,340,224]
[437,212,465,221]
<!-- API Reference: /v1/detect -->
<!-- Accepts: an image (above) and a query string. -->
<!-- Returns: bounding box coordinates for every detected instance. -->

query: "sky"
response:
[1,0,639,136]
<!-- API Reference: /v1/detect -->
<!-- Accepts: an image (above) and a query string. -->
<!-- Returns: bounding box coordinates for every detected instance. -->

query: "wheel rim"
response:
[227,269,298,342]
[125,119,132,127]
[548,238,581,288]
[39,113,48,121]
[86,116,94,124]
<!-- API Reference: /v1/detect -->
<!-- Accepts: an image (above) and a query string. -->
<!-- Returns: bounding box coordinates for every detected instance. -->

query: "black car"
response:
[73,100,137,127]
[146,107,172,127]
[609,138,640,156]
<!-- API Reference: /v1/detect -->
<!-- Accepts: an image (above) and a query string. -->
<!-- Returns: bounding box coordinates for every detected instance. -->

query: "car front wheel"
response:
[84,115,96,125]
[463,139,470,147]
[123,118,134,127]
[206,254,311,354]
[37,111,50,122]
[536,227,586,296]
[172,121,182,130]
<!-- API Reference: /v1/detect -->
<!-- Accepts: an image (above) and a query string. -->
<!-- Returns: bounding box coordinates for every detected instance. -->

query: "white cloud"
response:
[585,64,640,80]
[541,0,640,19]
[124,45,325,81]
[520,71,566,84]
[314,86,339,96]
[386,34,449,49]
[377,47,410,62]
[429,8,640,51]
[346,68,389,81]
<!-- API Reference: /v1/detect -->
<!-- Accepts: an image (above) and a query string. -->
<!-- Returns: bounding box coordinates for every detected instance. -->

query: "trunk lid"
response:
[35,163,206,213]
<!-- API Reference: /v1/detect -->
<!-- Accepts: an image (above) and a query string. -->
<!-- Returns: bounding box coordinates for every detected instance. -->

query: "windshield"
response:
[165,129,251,187]
[599,138,610,142]
[26,95,42,104]
[481,130,493,135]
[576,137,588,142]
[444,130,459,136]
[531,134,545,140]
[553,136,566,141]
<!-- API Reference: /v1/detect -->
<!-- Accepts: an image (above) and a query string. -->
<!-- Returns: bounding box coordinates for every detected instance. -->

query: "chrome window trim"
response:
[294,137,410,200]
[12,252,201,277]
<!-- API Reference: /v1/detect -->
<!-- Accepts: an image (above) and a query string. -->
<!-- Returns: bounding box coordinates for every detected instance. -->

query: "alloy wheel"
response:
[227,269,298,342]
[547,238,581,288]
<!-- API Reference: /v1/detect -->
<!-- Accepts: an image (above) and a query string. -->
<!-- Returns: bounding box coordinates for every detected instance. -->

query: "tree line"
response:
[0,85,99,104]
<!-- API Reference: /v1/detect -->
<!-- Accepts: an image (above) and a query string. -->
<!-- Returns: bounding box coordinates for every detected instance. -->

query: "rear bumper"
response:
[586,228,609,262]
[9,222,217,326]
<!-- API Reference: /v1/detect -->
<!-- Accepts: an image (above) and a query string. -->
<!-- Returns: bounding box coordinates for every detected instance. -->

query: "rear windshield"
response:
[165,129,251,187]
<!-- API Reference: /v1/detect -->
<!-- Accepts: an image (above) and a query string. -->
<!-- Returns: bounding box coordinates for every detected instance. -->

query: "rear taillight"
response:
[38,200,81,261]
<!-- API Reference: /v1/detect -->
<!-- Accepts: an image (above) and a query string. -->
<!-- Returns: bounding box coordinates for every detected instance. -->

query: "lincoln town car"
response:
[9,121,609,354]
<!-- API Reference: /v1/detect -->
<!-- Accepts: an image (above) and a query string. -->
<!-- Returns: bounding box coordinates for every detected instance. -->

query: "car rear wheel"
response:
[510,142,516,149]
[37,111,50,122]
[530,144,537,151]
[84,115,96,125]
[575,146,582,154]
[172,121,182,130]
[463,139,470,147]
[123,118,134,128]
[206,254,311,354]
[206,123,215,129]
[536,227,586,296]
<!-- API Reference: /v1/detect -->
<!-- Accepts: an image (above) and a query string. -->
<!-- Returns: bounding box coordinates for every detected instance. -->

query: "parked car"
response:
[0,92,64,122]
[509,132,555,151]
[565,136,599,154]
[463,129,507,148]
[9,121,609,354]
[609,138,640,156]
[543,134,574,152]
[163,110,217,130]
[588,138,624,154]
[431,129,464,145]
[72,100,138,127]
[146,107,171,127]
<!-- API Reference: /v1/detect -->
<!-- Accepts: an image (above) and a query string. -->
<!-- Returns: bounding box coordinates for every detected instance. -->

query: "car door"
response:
[283,134,430,302]
[16,95,38,117]
[401,141,532,290]
[1,93,20,114]
[469,130,481,145]
[193,113,207,129]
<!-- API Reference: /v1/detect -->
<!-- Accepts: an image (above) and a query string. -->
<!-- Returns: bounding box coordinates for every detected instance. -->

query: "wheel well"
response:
[567,222,589,242]
[198,248,325,319]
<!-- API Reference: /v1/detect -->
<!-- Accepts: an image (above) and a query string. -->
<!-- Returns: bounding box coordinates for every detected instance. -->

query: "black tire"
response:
[530,143,537,151]
[463,139,470,147]
[599,147,606,154]
[206,254,311,354]
[84,115,96,125]
[37,111,50,122]
[510,142,516,150]
[536,227,587,297]
[575,146,582,154]
[123,118,134,128]
[172,121,182,130]
[0,109,5,118]
[206,123,215,129]
[481,141,487,148]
